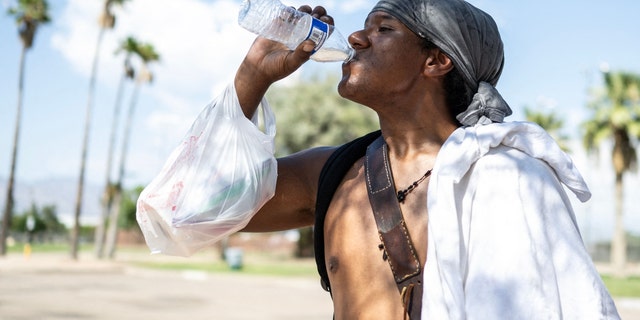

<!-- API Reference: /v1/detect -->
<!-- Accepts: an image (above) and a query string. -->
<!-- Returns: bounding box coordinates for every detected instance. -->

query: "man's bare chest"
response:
[324,159,429,261]
[321,160,429,318]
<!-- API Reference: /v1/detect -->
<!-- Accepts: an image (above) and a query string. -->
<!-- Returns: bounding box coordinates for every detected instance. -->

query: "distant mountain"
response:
[0,177,102,226]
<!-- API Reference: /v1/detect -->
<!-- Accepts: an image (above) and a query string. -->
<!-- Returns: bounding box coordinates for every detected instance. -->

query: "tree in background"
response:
[12,205,46,242]
[1,0,51,256]
[39,205,67,240]
[267,74,379,257]
[95,36,139,258]
[12,204,66,243]
[583,70,640,276]
[268,75,379,156]
[524,106,570,152]
[104,42,160,259]
[72,0,131,260]
[120,186,144,230]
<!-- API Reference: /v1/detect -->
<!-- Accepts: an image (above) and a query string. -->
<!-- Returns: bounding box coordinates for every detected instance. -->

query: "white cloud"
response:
[535,95,558,110]
[337,0,371,14]
[50,0,100,76]
[51,0,253,101]
[263,0,370,17]
[44,0,354,187]
[49,0,260,185]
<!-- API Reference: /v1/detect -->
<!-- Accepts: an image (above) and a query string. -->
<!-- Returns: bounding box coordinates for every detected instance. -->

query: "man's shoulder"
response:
[478,144,548,168]
[320,130,381,177]
[467,145,557,185]
[438,122,562,180]
[452,123,591,202]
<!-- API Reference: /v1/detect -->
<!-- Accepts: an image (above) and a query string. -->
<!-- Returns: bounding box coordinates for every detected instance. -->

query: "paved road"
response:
[0,253,333,320]
[1,253,639,319]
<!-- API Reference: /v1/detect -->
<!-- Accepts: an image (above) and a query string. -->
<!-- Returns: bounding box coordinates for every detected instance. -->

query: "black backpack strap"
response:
[314,130,381,294]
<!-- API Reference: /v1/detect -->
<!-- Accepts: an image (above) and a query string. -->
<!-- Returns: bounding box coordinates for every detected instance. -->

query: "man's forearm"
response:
[234,60,272,119]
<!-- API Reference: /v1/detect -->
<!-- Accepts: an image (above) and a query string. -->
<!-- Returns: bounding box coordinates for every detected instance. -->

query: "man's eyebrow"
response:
[364,12,399,25]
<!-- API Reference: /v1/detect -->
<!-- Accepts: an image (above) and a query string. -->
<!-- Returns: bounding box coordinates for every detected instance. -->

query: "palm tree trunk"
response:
[611,173,626,277]
[105,81,141,259]
[1,46,27,256]
[95,71,128,258]
[104,189,122,258]
[94,189,111,258]
[71,27,107,260]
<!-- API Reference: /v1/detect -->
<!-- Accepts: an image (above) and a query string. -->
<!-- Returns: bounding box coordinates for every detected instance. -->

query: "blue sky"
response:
[1,0,639,239]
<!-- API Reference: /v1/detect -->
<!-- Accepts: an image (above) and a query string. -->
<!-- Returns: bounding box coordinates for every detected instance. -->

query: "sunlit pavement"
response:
[0,252,333,320]
[1,253,638,319]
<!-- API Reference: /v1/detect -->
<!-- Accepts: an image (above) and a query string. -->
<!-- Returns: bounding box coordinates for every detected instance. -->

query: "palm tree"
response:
[71,0,130,260]
[524,107,570,152]
[1,0,51,256]
[583,70,640,277]
[94,36,139,259]
[105,42,160,258]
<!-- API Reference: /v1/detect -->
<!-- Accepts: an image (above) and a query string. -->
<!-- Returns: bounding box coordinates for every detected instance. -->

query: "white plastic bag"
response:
[136,83,277,256]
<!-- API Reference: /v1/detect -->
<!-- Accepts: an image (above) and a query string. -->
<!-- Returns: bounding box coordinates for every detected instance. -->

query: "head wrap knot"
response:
[372,0,512,126]
[456,81,512,126]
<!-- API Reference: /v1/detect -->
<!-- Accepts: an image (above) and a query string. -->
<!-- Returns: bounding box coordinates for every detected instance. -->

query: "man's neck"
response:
[377,107,457,161]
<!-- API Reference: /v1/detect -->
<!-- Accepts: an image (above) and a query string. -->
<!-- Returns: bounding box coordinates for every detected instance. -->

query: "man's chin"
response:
[337,84,365,107]
[337,77,352,99]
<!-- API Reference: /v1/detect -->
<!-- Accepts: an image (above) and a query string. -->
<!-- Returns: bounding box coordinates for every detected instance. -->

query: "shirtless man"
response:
[230,0,619,319]
[235,5,441,319]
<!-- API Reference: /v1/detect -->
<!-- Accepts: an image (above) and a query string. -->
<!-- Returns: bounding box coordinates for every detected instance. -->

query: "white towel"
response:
[422,121,620,319]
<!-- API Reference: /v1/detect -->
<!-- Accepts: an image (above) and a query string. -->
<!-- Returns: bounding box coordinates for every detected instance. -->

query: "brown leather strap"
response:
[365,136,423,320]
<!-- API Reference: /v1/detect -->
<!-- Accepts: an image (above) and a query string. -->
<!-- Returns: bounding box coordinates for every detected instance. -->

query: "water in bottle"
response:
[238,0,355,62]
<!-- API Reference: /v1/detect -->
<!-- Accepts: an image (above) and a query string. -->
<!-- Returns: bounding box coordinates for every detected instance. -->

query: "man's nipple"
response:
[328,256,340,273]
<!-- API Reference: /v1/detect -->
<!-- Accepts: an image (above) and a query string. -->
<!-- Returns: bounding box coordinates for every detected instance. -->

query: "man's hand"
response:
[234,5,334,118]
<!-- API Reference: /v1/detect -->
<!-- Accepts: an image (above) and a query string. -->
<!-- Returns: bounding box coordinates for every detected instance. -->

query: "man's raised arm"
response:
[233,6,339,232]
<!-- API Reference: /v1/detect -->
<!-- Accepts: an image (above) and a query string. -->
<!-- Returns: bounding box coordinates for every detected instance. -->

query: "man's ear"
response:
[424,49,454,77]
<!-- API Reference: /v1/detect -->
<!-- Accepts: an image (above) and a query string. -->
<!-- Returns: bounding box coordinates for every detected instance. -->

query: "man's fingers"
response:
[287,39,314,66]
[311,6,327,17]
[298,5,333,25]
[318,15,334,25]
[298,5,312,14]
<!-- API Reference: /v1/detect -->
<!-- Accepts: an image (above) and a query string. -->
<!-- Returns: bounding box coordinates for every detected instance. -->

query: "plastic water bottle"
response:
[238,0,355,62]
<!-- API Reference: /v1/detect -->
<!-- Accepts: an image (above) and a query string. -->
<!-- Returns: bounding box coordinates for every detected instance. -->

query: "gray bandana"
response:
[372,0,512,126]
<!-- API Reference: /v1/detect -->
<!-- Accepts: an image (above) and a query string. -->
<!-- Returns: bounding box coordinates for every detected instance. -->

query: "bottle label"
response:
[306,18,329,54]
